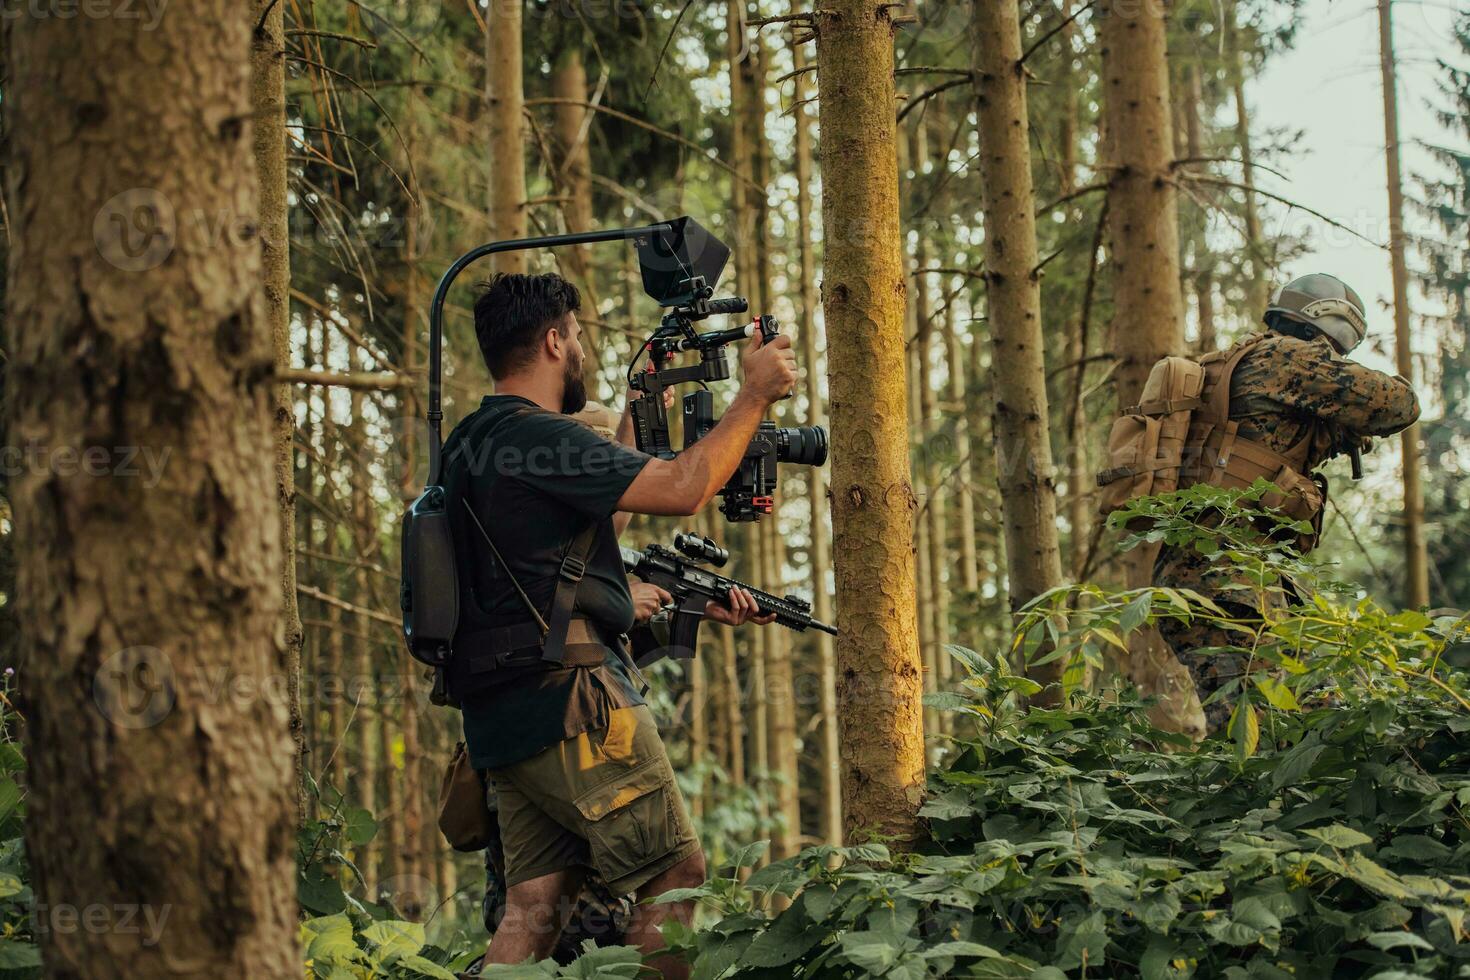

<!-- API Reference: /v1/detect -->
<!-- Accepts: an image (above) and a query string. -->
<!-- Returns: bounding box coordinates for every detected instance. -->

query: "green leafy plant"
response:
[656,492,1470,978]
[1015,482,1470,757]
[0,674,38,980]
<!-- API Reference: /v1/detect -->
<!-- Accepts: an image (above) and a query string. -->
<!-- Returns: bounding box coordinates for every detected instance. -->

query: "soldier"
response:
[1152,273,1420,734]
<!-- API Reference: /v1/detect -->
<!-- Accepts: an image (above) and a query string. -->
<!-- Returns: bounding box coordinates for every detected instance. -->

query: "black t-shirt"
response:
[446,394,653,770]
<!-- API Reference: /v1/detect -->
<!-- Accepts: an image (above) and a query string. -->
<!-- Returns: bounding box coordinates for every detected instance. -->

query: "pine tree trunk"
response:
[761,520,800,859]
[793,41,842,844]
[1377,0,1430,608]
[1185,64,1217,352]
[943,305,982,630]
[973,0,1066,699]
[252,0,307,824]
[5,5,300,973]
[552,49,602,392]
[1098,0,1205,736]
[486,0,527,269]
[814,0,927,845]
[1228,1,1268,314]
[908,315,939,748]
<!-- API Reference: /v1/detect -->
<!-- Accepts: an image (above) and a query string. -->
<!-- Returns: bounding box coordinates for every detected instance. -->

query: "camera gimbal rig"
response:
[625,220,828,522]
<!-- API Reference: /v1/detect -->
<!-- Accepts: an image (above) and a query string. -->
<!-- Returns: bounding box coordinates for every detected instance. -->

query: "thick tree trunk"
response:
[1376,0,1430,608]
[253,0,307,822]
[486,0,527,270]
[5,5,300,974]
[815,0,926,845]
[793,40,842,844]
[973,0,1066,699]
[1097,0,1205,736]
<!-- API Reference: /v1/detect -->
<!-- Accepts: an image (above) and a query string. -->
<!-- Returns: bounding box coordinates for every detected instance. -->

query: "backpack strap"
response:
[1204,335,1264,426]
[541,522,601,666]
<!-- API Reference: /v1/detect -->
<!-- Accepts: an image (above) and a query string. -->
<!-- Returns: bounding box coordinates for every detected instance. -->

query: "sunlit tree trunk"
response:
[5,4,300,973]
[1377,0,1430,608]
[973,0,1065,699]
[793,39,842,845]
[1098,0,1205,736]
[486,0,527,270]
[815,0,926,845]
[253,0,307,821]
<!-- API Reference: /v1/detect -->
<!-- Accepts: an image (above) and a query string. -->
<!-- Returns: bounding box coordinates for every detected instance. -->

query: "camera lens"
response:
[774,425,828,466]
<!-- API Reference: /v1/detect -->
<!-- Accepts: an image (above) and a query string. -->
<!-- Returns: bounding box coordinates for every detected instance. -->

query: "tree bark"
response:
[1185,63,1217,352]
[973,0,1066,699]
[815,0,926,845]
[552,49,603,393]
[793,39,842,845]
[5,4,300,974]
[1228,1,1268,315]
[252,0,307,823]
[1097,0,1205,736]
[1377,0,1430,608]
[486,0,527,270]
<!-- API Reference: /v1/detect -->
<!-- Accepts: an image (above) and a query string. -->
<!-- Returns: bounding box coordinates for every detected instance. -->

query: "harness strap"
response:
[541,522,600,666]
[457,615,613,675]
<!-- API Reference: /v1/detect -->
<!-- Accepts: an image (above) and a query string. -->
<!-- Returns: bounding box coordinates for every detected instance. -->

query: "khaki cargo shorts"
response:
[487,705,700,895]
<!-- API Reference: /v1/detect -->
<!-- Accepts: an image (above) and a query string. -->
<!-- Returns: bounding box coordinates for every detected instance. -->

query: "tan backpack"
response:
[1097,337,1327,548]
[1096,356,1206,527]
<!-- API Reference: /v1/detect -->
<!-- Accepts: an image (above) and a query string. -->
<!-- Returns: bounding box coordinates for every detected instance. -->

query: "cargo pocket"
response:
[1096,414,1162,525]
[574,758,678,889]
[1262,466,1326,553]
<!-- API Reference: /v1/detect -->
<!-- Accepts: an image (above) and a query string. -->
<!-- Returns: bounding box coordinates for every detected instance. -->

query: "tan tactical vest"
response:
[1097,335,1325,551]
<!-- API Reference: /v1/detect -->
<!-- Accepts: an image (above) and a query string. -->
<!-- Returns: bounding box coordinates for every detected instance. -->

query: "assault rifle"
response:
[622,532,837,666]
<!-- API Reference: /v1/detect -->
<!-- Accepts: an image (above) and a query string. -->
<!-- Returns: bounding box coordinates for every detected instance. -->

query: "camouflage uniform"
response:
[1155,332,1419,733]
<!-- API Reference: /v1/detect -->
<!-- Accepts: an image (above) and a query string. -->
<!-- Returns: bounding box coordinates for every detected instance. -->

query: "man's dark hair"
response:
[474,272,582,379]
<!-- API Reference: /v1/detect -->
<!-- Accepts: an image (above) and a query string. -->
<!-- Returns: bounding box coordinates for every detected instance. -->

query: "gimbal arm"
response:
[425,224,673,485]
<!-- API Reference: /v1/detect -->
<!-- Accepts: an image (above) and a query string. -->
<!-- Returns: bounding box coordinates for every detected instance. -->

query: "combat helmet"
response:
[1263,273,1368,354]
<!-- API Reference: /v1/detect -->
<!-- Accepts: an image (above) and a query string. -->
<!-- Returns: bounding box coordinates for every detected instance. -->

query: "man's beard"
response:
[561,351,588,414]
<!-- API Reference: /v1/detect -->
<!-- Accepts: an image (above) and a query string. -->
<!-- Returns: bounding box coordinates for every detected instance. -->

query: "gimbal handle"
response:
[425,223,673,485]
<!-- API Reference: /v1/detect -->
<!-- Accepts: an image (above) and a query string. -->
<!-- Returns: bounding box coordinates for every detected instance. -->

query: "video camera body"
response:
[627,218,828,522]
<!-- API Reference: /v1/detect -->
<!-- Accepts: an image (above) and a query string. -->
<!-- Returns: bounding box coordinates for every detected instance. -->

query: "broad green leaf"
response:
[741,896,823,967]
[1344,853,1417,901]
[1255,676,1300,711]
[342,806,378,846]
[361,920,424,962]
[1229,701,1260,758]
[399,953,460,980]
[0,940,42,970]
[1139,938,1194,980]
[1303,825,1374,850]
[1271,741,1325,791]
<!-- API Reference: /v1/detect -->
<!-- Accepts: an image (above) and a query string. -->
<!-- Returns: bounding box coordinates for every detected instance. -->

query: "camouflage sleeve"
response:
[1269,337,1421,436]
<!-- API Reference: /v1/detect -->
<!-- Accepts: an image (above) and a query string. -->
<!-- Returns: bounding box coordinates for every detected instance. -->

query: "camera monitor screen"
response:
[634,215,731,308]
